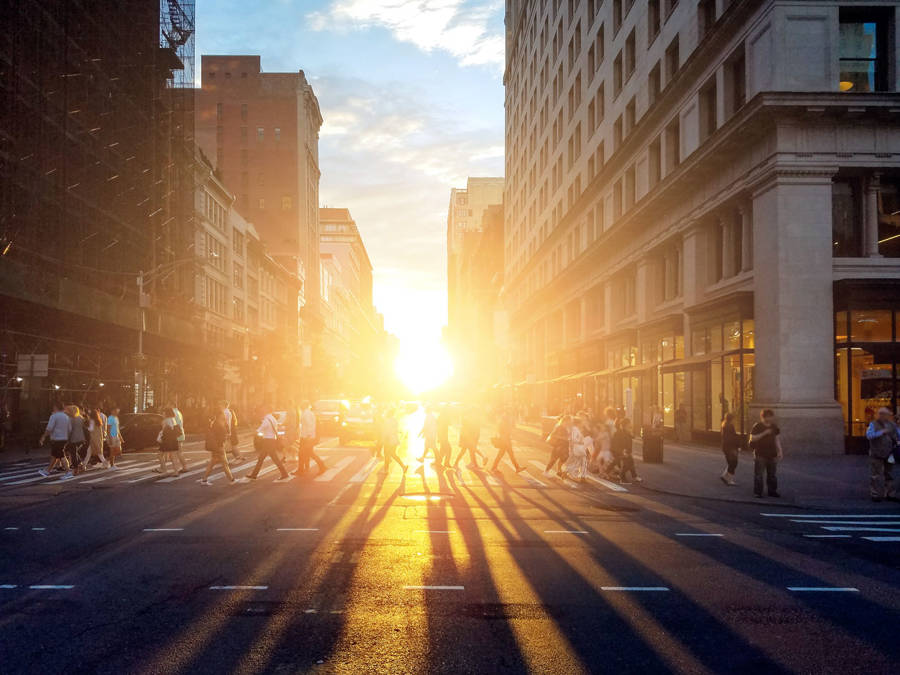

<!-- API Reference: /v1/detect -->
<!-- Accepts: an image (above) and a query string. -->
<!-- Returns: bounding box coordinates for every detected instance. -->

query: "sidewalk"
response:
[514,423,898,511]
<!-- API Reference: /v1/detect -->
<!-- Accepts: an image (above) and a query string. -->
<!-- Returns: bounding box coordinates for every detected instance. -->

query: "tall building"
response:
[446,177,505,355]
[0,1,196,419]
[319,207,382,395]
[503,1,900,453]
[195,55,323,350]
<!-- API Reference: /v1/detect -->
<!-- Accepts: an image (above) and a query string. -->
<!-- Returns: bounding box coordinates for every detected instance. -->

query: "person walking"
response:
[749,409,783,498]
[544,415,572,476]
[82,408,108,469]
[294,401,327,476]
[380,407,408,474]
[454,407,482,469]
[169,401,189,473]
[106,406,123,469]
[39,401,72,478]
[244,407,291,482]
[866,407,899,503]
[199,410,235,485]
[417,406,438,463]
[720,413,741,486]
[221,401,244,462]
[156,408,180,475]
[371,405,385,460]
[436,405,453,469]
[563,418,589,481]
[284,400,300,460]
[65,405,88,476]
[490,408,525,474]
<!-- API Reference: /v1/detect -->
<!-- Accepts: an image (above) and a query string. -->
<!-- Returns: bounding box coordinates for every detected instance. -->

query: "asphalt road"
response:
[1,414,899,674]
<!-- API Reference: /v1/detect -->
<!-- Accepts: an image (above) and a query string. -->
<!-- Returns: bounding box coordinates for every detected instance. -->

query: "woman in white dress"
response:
[564,419,589,481]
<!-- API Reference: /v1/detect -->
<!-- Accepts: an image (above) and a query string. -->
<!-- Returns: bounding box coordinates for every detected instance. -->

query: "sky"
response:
[196,0,506,347]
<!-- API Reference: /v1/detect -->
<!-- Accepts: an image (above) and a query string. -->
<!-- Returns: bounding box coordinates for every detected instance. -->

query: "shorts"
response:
[108,439,122,457]
[50,440,67,459]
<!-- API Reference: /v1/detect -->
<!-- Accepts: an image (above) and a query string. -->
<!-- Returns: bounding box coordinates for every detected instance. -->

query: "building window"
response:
[613,51,623,97]
[660,242,683,302]
[698,0,716,40]
[240,103,248,121]
[624,165,636,210]
[282,196,292,210]
[665,34,680,83]
[649,136,662,189]
[613,115,623,151]
[233,228,244,256]
[257,198,265,210]
[648,0,661,42]
[613,0,623,33]
[206,233,226,271]
[240,149,248,165]
[665,116,680,174]
[624,29,636,80]
[648,61,661,105]
[878,176,900,257]
[699,76,717,142]
[625,97,636,135]
[725,46,746,118]
[665,0,679,18]
[613,178,623,219]
[233,298,244,323]
[233,262,244,289]
[257,126,264,141]
[240,126,247,142]
[274,127,281,140]
[206,277,226,314]
[839,8,890,93]
[832,176,862,257]
[216,103,223,120]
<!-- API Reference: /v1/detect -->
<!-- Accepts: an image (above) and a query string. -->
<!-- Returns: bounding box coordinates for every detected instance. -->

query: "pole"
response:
[136,270,144,413]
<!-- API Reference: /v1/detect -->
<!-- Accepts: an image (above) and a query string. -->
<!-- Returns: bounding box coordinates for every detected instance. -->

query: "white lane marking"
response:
[129,461,204,483]
[403,585,464,590]
[82,460,159,483]
[257,464,280,478]
[348,457,380,483]
[527,460,579,488]
[276,528,319,532]
[414,530,454,534]
[804,534,852,538]
[304,609,317,614]
[209,585,268,590]
[585,474,629,492]
[762,513,900,518]
[1,584,18,589]
[315,456,354,482]
[791,519,900,525]
[206,460,257,483]
[675,533,723,537]
[143,528,184,532]
[0,466,54,482]
[507,460,547,487]
[544,529,589,534]
[787,587,859,592]
[821,526,900,533]
[31,528,46,531]
[484,473,502,487]
[4,471,68,486]
[602,587,670,592]
[29,585,75,590]
[157,462,215,483]
[4,527,19,531]
[327,483,353,507]
[862,536,900,542]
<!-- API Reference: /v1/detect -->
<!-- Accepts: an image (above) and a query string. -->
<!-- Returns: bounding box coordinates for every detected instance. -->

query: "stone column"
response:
[681,221,706,308]
[739,203,753,272]
[865,172,882,258]
[750,166,843,454]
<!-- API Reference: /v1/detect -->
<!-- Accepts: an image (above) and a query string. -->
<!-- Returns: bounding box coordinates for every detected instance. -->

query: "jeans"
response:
[870,456,894,499]
[754,456,778,496]
[722,447,739,475]
[249,438,288,478]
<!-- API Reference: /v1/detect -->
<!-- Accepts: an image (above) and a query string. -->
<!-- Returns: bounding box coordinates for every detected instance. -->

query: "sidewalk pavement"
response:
[514,423,898,511]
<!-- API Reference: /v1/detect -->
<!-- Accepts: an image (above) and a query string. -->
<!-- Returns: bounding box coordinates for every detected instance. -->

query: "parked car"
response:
[119,413,164,451]
[340,400,376,444]
[313,399,347,436]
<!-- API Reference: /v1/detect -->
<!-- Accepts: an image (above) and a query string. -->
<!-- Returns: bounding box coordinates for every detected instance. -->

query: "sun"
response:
[394,342,454,394]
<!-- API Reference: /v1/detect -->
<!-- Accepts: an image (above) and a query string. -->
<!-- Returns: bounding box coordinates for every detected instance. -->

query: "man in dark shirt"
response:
[749,409,783,498]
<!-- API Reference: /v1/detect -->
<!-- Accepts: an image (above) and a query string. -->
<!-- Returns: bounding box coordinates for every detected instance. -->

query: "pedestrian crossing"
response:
[0,449,632,495]
[762,512,900,543]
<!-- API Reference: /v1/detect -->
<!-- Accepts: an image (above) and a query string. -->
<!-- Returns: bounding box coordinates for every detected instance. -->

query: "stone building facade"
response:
[503,0,900,453]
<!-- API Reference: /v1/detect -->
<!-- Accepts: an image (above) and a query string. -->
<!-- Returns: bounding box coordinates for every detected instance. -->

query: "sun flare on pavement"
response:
[394,342,454,394]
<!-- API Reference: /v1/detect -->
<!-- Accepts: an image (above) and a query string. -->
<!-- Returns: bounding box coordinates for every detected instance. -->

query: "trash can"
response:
[642,432,664,463]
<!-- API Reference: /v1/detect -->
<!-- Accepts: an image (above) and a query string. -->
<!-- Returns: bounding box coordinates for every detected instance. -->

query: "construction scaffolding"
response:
[0,0,197,433]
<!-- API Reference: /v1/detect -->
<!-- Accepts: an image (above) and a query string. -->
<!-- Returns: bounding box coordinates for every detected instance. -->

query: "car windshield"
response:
[314,401,344,414]
[346,403,372,418]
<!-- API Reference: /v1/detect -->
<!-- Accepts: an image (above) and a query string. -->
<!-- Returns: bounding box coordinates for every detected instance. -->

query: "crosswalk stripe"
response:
[822,526,900,533]
[792,520,900,525]
[128,461,204,483]
[157,461,218,483]
[528,460,578,488]
[206,460,257,482]
[0,465,48,482]
[503,459,547,487]
[862,536,900,542]
[315,456,354,482]
[585,474,629,492]
[81,460,159,483]
[349,457,379,483]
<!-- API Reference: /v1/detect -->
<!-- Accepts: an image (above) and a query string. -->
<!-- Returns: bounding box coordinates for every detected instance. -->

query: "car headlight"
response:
[341,421,347,427]
[333,415,339,422]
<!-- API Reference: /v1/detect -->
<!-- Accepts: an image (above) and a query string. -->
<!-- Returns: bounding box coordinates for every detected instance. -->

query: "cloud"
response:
[309,0,504,68]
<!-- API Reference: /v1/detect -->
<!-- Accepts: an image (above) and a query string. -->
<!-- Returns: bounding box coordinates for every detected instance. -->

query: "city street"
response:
[1,414,899,674]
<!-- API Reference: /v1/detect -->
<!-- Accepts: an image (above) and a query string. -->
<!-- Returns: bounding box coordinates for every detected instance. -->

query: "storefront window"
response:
[851,310,893,341]
[675,372,687,426]
[724,321,741,350]
[850,346,893,436]
[835,311,849,342]
[710,324,723,352]
[723,354,740,431]
[675,335,685,359]
[836,348,849,434]
[878,177,900,258]
[662,373,674,426]
[692,328,709,356]
[742,353,755,432]
[711,359,724,429]
[742,319,755,349]
[691,369,707,430]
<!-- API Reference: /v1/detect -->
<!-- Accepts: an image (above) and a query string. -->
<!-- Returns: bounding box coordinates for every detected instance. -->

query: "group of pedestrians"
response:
[38,401,123,478]
[545,407,642,484]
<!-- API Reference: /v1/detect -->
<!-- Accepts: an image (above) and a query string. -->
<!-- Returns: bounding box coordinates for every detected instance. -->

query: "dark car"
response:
[119,413,164,451]
[340,400,376,445]
[313,399,347,436]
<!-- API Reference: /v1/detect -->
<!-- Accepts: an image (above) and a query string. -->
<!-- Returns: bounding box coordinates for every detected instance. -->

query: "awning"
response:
[659,351,738,373]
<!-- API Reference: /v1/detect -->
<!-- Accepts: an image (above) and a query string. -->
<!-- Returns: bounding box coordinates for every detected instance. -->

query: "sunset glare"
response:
[394,342,454,394]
